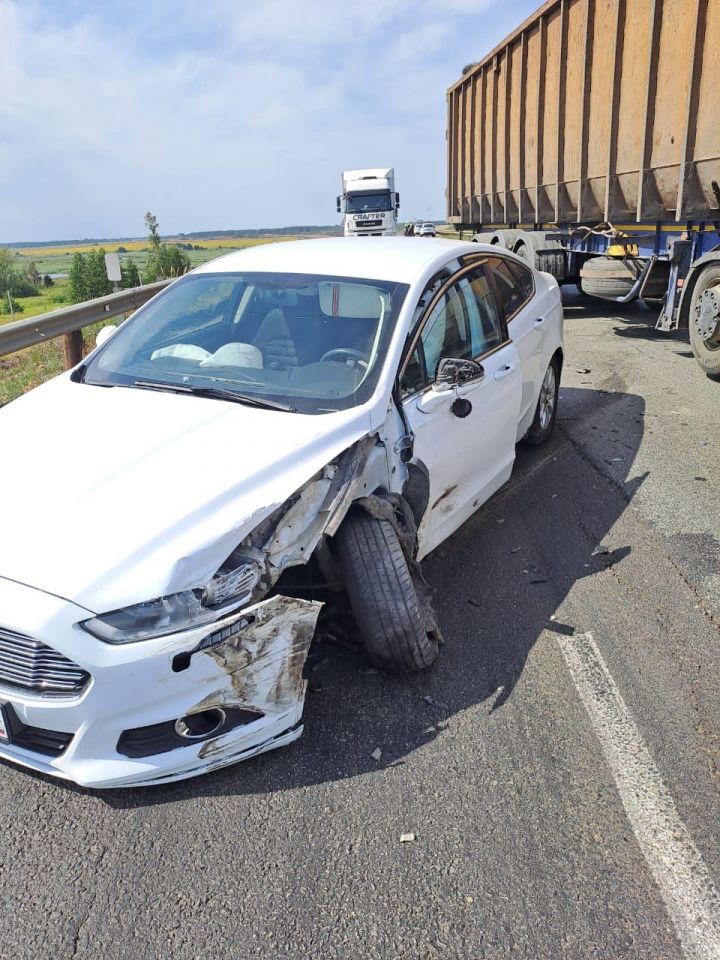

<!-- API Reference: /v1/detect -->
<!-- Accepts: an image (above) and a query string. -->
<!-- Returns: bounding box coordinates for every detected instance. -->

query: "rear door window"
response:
[487,256,534,320]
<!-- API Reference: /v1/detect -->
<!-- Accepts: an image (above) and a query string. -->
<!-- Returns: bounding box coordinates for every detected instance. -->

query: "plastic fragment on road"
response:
[370,747,382,761]
[400,832,415,843]
[423,695,449,710]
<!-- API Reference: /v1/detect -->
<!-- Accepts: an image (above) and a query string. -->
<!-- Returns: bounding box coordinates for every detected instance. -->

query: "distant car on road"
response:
[0,237,563,788]
[419,222,436,237]
[413,221,424,235]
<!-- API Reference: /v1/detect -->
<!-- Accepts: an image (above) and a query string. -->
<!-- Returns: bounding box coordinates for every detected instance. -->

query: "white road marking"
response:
[557,631,720,960]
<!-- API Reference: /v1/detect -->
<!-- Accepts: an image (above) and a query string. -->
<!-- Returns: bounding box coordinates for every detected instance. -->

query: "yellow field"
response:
[16,236,292,257]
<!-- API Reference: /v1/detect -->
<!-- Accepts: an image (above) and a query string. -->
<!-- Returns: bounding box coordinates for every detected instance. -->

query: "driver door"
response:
[401,262,522,558]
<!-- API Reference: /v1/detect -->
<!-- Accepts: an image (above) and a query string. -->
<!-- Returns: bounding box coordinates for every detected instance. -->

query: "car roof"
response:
[193,236,483,284]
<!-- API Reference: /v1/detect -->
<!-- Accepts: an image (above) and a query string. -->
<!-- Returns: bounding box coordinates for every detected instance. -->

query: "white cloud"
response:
[0,0,537,241]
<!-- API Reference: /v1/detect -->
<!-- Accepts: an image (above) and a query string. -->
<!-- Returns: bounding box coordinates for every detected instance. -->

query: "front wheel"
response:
[523,357,560,445]
[335,511,438,673]
[688,264,720,378]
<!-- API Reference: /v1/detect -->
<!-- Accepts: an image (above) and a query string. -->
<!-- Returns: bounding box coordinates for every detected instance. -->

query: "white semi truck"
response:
[337,168,400,237]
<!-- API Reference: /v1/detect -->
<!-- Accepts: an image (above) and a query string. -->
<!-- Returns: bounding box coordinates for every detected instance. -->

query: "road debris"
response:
[468,598,482,609]
[591,545,610,556]
[400,832,415,843]
[370,747,382,761]
[423,695,449,710]
[510,546,521,553]
[576,367,592,374]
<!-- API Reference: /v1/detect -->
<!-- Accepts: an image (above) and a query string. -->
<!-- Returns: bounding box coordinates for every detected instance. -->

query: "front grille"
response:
[354,220,382,229]
[0,628,90,695]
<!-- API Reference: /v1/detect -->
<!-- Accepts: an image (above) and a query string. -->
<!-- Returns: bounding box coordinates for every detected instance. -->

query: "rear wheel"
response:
[524,357,560,445]
[336,511,438,673]
[514,233,566,279]
[688,264,720,378]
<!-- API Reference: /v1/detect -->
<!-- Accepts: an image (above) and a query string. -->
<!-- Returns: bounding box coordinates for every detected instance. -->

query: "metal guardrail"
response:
[0,279,172,366]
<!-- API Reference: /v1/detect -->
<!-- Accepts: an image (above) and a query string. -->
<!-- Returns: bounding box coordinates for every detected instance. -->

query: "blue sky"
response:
[0,0,539,242]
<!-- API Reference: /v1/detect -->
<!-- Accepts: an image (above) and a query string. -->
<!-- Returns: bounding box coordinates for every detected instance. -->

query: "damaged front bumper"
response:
[0,577,321,789]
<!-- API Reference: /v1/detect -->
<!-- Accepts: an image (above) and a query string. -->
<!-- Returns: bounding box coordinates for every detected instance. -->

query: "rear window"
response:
[487,256,534,319]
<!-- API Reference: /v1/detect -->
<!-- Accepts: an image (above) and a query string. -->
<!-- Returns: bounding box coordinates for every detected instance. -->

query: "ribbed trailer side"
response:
[447,0,720,227]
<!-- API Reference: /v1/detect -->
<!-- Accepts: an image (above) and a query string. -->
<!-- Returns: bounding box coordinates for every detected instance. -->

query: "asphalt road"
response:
[1,292,719,959]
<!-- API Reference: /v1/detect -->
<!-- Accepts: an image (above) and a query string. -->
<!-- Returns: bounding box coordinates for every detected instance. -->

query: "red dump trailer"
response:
[446,0,720,377]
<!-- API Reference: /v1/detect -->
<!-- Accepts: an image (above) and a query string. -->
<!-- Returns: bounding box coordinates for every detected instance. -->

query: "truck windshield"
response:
[82,272,409,415]
[346,192,392,213]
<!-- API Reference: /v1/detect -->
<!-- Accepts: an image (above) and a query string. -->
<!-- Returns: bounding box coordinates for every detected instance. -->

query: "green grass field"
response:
[12,235,293,278]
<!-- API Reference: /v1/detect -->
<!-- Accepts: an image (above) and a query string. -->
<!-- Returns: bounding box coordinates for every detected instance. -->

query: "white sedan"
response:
[0,238,563,787]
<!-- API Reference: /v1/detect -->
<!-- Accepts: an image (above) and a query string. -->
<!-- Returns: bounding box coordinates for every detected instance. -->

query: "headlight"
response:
[82,559,263,644]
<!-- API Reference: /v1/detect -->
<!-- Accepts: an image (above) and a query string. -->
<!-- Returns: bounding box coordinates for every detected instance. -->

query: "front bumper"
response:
[0,577,321,789]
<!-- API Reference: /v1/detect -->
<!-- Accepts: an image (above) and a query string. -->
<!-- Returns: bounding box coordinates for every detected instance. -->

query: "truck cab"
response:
[338,168,400,237]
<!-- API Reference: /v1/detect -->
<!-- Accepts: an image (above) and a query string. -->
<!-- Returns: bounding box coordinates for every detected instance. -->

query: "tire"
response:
[492,229,521,250]
[688,263,720,378]
[514,233,566,279]
[515,242,533,264]
[523,356,560,445]
[580,256,639,299]
[335,511,438,673]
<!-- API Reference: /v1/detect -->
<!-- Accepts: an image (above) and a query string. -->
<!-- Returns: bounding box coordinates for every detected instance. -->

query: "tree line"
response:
[0,247,53,314]
[68,212,191,304]
[1,213,192,313]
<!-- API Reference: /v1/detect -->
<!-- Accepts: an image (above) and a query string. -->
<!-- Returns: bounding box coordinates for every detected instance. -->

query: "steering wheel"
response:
[320,348,369,369]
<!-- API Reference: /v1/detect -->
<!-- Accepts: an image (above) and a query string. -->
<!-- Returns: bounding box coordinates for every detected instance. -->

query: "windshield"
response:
[346,191,392,213]
[83,272,409,415]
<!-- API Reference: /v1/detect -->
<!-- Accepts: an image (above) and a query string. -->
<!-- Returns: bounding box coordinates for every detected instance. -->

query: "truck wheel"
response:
[492,229,521,250]
[523,356,560,445]
[688,264,720,378]
[580,256,639,299]
[335,511,438,673]
[514,233,566,279]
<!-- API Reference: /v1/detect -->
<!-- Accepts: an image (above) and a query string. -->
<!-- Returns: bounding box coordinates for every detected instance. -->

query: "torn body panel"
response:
[198,594,322,761]
[0,583,321,789]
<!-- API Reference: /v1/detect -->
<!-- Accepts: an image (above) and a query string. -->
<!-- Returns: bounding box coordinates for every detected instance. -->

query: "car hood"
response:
[0,377,373,612]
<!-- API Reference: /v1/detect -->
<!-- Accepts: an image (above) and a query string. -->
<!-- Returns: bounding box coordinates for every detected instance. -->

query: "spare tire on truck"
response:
[580,256,640,299]
[335,510,438,673]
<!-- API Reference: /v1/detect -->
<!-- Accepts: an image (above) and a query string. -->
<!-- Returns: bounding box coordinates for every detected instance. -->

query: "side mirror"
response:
[434,356,484,389]
[336,196,341,213]
[95,324,118,348]
[395,193,400,209]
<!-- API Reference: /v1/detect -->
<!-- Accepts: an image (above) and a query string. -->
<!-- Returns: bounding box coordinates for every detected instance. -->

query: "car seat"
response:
[253,308,299,369]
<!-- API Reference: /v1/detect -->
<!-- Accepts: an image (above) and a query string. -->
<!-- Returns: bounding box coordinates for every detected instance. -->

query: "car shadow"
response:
[93,383,646,809]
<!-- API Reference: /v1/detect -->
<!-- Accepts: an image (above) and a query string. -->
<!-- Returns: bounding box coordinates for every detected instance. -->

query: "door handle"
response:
[533,317,545,328]
[494,363,515,381]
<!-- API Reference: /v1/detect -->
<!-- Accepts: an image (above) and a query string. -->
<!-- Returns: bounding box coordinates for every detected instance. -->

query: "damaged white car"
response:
[0,237,562,788]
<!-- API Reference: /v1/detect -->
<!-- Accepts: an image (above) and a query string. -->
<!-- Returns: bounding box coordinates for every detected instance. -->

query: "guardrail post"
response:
[63,330,84,369]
